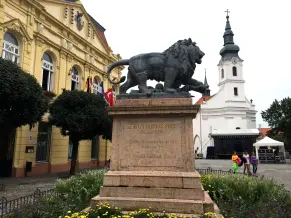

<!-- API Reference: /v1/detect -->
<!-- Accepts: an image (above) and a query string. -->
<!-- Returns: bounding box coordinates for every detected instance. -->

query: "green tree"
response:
[0,58,48,152]
[261,97,291,148]
[49,90,112,175]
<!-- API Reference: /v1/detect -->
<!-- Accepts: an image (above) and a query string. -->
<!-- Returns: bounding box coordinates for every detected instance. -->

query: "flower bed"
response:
[201,174,291,218]
[58,202,221,218]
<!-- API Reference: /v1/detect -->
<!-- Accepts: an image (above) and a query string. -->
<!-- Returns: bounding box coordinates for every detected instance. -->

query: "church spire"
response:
[219,10,241,60]
[203,69,211,97]
[204,69,209,86]
[224,10,234,46]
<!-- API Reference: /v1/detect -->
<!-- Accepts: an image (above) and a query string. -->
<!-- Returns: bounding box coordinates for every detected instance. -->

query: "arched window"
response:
[71,66,80,90]
[2,32,19,64]
[232,66,237,76]
[221,68,224,79]
[42,52,54,91]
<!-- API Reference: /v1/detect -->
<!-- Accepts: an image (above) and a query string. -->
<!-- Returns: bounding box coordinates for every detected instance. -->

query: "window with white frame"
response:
[2,32,19,64]
[42,52,54,91]
[71,66,80,90]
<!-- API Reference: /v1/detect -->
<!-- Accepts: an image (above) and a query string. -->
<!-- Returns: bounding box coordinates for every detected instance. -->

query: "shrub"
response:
[0,58,48,130]
[34,169,107,218]
[201,174,291,218]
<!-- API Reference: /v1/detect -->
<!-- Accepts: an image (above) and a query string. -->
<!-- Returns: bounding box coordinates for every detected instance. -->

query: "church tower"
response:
[217,11,246,102]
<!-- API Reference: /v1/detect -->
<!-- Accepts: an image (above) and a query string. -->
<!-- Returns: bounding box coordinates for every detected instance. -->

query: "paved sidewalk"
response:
[0,175,57,186]
[196,159,291,191]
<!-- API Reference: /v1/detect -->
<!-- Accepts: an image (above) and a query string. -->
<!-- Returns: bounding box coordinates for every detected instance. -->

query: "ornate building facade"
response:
[0,0,122,177]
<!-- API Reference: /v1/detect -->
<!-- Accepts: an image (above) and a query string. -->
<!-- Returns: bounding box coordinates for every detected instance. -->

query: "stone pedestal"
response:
[91,98,215,216]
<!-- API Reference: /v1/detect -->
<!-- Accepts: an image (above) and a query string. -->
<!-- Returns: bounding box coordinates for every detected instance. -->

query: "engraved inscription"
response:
[127,123,176,130]
[120,121,183,168]
[127,123,176,135]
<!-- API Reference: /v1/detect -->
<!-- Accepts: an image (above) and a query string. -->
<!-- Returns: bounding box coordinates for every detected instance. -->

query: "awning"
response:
[210,128,260,136]
[253,136,284,147]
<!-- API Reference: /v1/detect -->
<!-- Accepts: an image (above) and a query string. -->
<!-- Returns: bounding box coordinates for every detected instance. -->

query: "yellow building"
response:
[0,0,122,177]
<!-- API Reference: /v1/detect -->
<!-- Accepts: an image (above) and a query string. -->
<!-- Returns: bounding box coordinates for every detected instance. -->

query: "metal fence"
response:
[0,188,54,217]
[197,167,233,175]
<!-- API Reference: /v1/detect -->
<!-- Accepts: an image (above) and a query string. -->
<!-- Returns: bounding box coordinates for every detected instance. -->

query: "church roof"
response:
[219,11,241,61]
[258,128,272,135]
[195,95,213,105]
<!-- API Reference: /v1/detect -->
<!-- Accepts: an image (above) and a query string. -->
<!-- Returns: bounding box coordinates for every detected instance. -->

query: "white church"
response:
[193,13,259,159]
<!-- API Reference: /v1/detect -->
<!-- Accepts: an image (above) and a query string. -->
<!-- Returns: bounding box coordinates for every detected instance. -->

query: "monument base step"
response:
[100,186,205,200]
[103,170,202,189]
[91,195,212,215]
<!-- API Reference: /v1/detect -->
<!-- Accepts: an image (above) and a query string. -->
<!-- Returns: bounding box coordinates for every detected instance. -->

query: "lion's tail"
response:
[107,59,129,85]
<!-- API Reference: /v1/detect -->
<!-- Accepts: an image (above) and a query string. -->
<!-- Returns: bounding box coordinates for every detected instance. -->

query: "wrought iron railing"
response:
[197,167,233,175]
[0,188,53,217]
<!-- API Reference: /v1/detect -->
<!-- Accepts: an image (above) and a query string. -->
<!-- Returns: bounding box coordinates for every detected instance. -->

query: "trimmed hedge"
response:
[202,174,291,218]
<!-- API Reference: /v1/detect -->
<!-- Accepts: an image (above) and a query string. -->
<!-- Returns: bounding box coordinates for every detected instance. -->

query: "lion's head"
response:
[163,38,205,67]
[189,43,205,65]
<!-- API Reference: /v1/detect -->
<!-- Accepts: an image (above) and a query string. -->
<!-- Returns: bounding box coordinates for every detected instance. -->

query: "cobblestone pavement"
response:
[0,178,56,200]
[196,159,291,191]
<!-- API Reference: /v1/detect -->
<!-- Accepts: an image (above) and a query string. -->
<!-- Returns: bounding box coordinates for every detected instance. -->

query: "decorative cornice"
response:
[3,19,33,41]
[60,51,67,59]
[35,38,44,47]
[218,79,245,86]
[33,1,112,56]
[67,55,73,62]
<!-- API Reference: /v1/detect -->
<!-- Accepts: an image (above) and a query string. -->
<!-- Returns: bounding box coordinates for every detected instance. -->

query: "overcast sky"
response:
[82,0,291,128]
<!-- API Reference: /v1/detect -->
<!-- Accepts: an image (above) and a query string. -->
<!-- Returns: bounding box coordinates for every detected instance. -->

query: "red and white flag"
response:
[104,88,114,106]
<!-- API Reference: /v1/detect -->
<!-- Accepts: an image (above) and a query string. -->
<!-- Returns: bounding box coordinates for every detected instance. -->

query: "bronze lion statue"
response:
[107,38,208,95]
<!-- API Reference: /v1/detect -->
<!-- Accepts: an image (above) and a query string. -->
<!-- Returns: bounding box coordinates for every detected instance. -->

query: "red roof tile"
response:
[258,128,272,136]
[195,96,213,105]
[96,28,111,52]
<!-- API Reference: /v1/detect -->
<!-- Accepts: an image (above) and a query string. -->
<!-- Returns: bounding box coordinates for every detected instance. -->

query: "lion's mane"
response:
[163,39,195,78]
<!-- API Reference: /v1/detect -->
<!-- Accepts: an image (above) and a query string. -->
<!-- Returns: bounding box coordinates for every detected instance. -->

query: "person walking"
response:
[243,150,251,175]
[232,151,239,174]
[251,152,258,176]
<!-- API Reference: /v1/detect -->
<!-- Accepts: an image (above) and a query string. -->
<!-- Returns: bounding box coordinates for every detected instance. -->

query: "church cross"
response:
[225,9,230,17]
